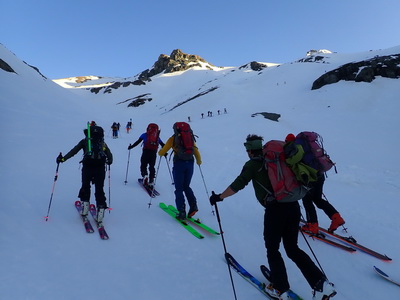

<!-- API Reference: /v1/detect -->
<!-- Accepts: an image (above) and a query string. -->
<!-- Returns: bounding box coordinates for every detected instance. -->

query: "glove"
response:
[164,153,168,157]
[128,144,133,150]
[197,160,202,166]
[56,153,64,164]
[106,159,113,165]
[209,191,223,206]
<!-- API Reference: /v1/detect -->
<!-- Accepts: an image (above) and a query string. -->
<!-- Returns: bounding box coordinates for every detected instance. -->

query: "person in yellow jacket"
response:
[158,122,201,220]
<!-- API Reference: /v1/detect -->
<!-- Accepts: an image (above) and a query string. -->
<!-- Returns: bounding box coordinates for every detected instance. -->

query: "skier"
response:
[209,134,336,300]
[111,122,118,138]
[158,122,201,220]
[128,123,165,187]
[285,133,345,234]
[126,119,132,133]
[57,122,112,224]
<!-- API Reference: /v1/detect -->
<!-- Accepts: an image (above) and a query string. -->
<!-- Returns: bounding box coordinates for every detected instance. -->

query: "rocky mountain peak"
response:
[138,49,214,81]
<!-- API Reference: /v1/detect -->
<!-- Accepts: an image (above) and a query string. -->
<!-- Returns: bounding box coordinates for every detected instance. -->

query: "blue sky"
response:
[2,0,399,79]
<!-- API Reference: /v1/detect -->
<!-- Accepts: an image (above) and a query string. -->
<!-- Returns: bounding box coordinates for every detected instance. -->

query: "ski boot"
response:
[81,201,90,219]
[96,207,106,226]
[328,213,345,232]
[313,279,336,300]
[301,222,319,235]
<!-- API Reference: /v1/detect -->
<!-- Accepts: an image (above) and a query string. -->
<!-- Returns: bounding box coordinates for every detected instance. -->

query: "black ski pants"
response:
[140,149,157,181]
[264,201,324,293]
[78,163,107,208]
[302,174,338,223]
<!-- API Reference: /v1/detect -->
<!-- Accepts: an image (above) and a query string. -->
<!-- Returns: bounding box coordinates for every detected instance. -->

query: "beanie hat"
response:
[244,139,263,150]
[285,133,296,142]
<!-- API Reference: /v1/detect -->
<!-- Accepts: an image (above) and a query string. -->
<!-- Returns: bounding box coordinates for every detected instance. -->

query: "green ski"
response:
[167,205,220,235]
[159,203,204,239]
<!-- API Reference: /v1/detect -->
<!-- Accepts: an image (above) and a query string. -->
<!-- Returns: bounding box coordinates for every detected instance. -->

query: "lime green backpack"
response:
[284,142,318,185]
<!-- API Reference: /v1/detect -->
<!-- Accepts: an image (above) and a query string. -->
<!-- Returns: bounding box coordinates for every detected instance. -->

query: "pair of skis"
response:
[225,253,303,299]
[138,178,160,197]
[75,201,109,240]
[159,202,220,239]
[299,220,391,261]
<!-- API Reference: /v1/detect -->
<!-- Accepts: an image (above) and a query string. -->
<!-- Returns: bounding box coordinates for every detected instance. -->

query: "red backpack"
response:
[143,123,160,150]
[263,140,308,202]
[173,122,195,160]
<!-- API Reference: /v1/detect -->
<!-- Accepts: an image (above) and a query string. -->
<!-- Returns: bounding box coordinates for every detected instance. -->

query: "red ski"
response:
[89,204,109,240]
[300,220,391,261]
[74,201,94,233]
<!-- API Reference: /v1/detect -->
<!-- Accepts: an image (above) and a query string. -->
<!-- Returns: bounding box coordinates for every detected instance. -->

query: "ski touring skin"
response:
[159,202,204,239]
[373,266,400,287]
[138,178,160,197]
[167,205,220,236]
[74,200,94,233]
[260,265,304,300]
[300,220,391,261]
[89,204,109,240]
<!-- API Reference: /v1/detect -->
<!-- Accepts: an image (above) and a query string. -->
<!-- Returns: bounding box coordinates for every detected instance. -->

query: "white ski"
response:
[374,266,400,287]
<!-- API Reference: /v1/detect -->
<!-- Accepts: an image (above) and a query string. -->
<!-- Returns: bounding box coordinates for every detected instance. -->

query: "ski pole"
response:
[164,155,174,185]
[198,165,214,215]
[124,149,131,184]
[214,202,238,300]
[148,157,162,208]
[45,155,61,221]
[299,228,328,279]
[107,165,112,213]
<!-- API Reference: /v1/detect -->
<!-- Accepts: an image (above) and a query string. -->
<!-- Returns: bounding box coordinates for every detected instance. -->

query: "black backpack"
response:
[84,126,106,161]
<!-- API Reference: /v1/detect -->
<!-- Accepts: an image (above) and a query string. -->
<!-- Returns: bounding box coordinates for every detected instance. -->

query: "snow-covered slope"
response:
[1,43,400,300]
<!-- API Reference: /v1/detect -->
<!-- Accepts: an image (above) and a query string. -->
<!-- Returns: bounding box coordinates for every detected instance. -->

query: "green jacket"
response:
[229,157,273,207]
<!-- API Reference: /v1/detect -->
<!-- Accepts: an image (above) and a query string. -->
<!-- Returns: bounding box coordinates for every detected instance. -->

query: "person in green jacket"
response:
[209,134,336,300]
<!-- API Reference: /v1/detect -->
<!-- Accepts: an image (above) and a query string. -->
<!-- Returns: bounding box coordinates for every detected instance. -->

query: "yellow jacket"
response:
[158,136,202,165]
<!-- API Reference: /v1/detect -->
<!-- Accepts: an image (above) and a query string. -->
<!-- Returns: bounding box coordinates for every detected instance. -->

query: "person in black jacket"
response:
[57,123,112,224]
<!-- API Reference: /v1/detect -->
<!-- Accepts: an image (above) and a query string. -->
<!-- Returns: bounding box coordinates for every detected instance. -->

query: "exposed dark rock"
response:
[89,49,209,94]
[312,54,400,89]
[116,93,152,107]
[0,58,15,73]
[239,61,270,71]
[25,62,47,79]
[251,112,281,122]
[298,55,326,63]
[138,49,214,81]
[89,79,145,94]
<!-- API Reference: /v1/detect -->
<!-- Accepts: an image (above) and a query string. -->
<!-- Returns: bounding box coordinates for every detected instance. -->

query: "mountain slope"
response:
[1,43,400,300]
